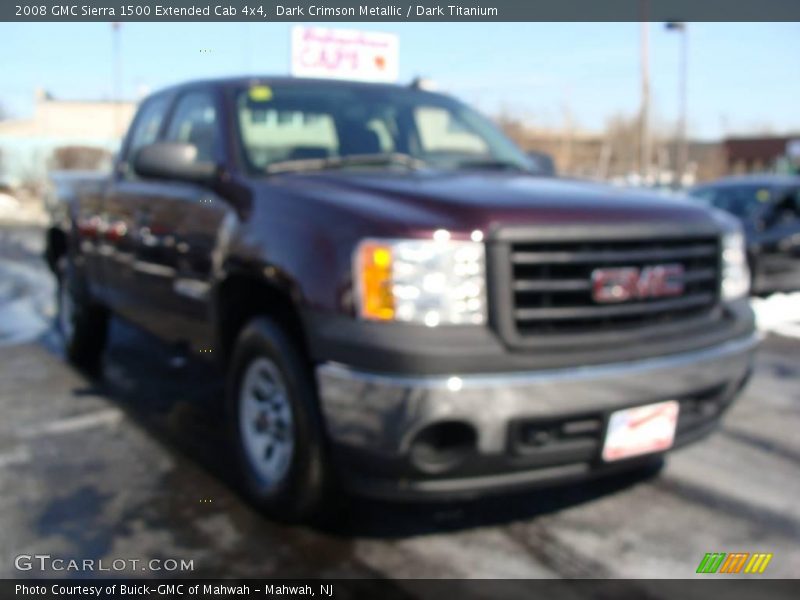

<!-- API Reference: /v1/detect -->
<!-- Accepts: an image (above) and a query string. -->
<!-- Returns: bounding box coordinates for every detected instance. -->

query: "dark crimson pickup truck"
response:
[46,77,758,520]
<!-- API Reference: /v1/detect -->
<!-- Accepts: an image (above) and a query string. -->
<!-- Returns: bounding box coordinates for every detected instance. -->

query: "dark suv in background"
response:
[46,77,758,520]
[690,174,800,295]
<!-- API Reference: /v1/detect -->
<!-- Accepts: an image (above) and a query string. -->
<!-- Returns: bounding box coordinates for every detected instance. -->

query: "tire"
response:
[56,256,108,372]
[227,317,331,522]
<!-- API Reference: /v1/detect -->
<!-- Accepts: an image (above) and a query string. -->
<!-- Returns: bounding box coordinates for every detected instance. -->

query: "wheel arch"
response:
[213,269,310,370]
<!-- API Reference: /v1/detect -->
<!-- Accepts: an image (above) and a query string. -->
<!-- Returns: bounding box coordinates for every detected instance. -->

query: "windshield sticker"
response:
[756,189,771,202]
[248,85,273,102]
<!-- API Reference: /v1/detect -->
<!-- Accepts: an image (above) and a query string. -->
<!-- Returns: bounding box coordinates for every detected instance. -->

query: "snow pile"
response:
[751,292,800,340]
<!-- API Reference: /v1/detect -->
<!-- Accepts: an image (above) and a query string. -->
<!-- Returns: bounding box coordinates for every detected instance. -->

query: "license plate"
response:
[602,400,680,462]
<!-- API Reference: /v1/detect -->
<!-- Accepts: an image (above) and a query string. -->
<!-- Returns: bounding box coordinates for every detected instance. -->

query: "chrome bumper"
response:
[316,333,759,457]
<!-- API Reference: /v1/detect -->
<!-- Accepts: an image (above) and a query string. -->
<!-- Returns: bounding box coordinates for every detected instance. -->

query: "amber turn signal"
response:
[356,241,395,321]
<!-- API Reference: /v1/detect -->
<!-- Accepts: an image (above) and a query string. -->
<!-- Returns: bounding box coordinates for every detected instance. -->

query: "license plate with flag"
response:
[602,400,680,462]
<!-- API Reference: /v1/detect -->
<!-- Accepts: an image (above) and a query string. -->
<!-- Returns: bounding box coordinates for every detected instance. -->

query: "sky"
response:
[1,21,798,140]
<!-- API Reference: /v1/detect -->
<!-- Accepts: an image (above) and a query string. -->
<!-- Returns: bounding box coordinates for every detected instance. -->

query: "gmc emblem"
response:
[591,264,685,303]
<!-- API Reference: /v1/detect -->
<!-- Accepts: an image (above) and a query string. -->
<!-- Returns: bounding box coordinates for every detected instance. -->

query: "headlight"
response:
[721,231,750,300]
[354,233,486,326]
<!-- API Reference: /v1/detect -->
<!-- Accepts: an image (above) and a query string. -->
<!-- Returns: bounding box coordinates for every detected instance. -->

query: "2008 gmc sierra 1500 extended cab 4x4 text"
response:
[46,77,758,521]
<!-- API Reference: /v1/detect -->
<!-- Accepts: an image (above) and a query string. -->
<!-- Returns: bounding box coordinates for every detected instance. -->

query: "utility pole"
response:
[112,22,122,139]
[666,22,688,185]
[639,8,651,179]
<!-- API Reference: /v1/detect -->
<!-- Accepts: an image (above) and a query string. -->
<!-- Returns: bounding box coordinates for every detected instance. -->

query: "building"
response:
[722,135,800,175]
[0,90,136,184]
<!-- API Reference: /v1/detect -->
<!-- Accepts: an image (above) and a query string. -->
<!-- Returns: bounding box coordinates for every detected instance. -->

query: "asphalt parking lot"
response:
[1,222,799,582]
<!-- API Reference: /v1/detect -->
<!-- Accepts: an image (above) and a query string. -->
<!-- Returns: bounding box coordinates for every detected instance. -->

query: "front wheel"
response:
[227,317,331,521]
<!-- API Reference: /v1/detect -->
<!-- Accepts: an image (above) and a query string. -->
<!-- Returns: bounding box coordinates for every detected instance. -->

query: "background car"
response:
[689,175,800,295]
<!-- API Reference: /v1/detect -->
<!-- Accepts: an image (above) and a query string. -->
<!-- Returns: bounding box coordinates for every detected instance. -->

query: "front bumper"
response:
[316,333,759,499]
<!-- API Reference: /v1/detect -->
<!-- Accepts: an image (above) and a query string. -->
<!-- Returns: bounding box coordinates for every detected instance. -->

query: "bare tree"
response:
[603,113,642,177]
[493,106,719,182]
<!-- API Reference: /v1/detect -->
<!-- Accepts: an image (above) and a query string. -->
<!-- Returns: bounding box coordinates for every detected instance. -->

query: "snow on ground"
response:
[751,292,800,340]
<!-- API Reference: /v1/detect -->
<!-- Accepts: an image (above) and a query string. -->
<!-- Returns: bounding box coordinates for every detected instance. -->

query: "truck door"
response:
[98,93,172,321]
[128,87,232,350]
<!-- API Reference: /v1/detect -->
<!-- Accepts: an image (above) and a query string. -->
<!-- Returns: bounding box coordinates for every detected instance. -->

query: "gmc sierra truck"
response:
[46,77,758,521]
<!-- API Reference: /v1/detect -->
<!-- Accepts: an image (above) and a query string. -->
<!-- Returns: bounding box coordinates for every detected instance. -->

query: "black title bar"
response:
[5,0,800,22]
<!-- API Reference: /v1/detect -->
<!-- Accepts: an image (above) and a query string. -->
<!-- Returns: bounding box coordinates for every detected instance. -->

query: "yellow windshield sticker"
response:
[756,189,770,202]
[249,85,273,102]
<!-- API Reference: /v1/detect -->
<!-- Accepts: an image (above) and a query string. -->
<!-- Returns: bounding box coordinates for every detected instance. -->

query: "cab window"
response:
[125,95,170,165]
[164,90,221,163]
[413,106,489,156]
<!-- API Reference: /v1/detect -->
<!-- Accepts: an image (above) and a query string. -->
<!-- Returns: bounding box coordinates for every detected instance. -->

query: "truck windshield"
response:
[234,83,535,175]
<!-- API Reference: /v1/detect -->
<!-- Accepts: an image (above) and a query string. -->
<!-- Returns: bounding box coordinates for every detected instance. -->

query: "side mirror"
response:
[133,142,218,184]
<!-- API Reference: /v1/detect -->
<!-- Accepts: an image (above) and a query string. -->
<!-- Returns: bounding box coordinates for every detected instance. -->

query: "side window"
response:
[125,96,170,165]
[164,91,221,163]
[414,106,488,155]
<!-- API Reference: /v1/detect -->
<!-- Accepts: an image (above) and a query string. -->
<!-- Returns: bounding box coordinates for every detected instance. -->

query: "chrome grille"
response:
[510,236,720,336]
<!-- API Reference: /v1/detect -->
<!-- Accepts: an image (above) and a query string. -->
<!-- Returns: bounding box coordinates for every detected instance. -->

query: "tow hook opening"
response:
[409,421,477,474]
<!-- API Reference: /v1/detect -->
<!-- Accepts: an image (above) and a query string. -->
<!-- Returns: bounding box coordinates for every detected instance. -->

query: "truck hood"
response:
[268,170,719,236]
